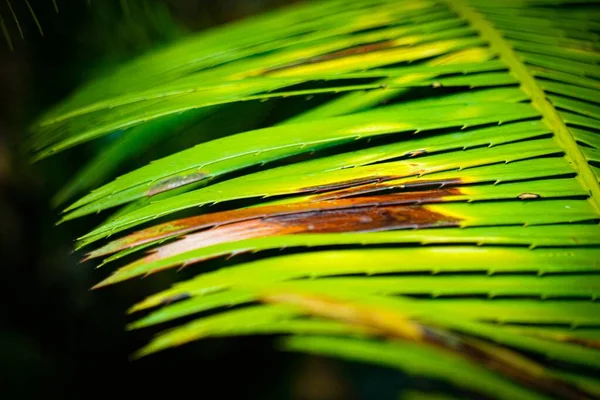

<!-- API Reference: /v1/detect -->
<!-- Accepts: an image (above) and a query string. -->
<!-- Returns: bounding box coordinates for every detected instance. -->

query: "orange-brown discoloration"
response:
[86,187,462,260]
[408,149,428,157]
[263,203,459,232]
[130,202,459,270]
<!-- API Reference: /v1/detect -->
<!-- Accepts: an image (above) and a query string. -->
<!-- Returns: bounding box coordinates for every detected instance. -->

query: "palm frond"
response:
[32,0,600,398]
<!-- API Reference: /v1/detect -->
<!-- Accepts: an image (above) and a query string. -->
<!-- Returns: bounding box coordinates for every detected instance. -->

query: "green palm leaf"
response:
[33,0,600,398]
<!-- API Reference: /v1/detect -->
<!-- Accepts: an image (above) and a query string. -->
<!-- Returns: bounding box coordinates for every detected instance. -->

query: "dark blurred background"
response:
[0,1,416,399]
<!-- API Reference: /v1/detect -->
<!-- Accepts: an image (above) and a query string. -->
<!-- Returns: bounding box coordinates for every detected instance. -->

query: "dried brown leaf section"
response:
[119,200,458,274]
[87,181,462,260]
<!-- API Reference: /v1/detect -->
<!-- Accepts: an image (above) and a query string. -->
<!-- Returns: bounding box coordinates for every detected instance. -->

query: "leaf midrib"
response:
[445,0,600,214]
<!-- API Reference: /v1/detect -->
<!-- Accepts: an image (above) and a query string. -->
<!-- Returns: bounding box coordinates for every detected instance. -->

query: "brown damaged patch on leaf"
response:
[408,149,427,157]
[117,202,459,277]
[262,292,594,400]
[262,204,458,232]
[90,199,461,288]
[86,185,462,260]
[310,178,462,200]
[147,172,208,197]
[262,41,395,75]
